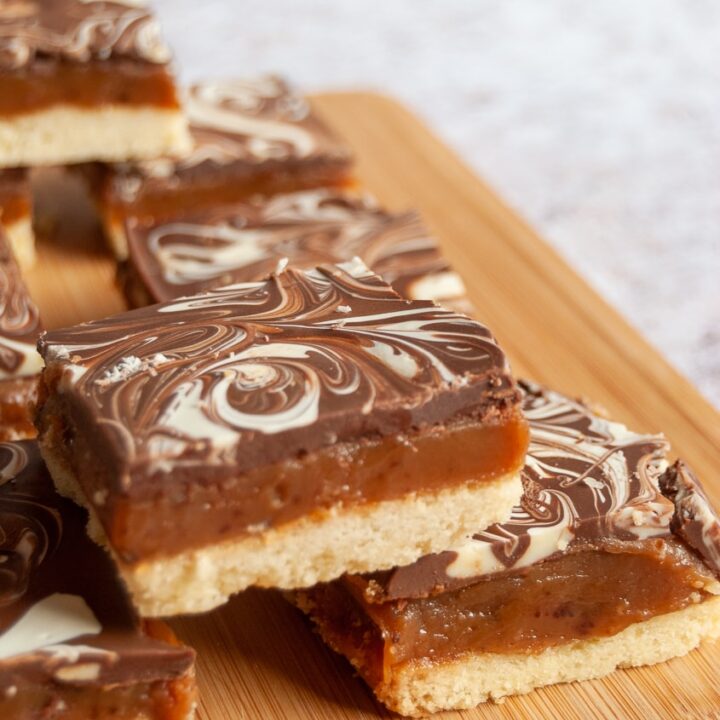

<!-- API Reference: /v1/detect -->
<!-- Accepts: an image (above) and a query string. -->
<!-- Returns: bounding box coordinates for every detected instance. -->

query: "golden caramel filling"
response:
[42,390,527,562]
[0,674,195,720]
[0,192,31,225]
[0,60,180,116]
[105,165,355,221]
[303,540,716,688]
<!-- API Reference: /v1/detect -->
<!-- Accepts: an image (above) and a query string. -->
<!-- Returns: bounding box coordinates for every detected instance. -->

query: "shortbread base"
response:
[0,105,191,167]
[39,433,521,617]
[357,597,720,716]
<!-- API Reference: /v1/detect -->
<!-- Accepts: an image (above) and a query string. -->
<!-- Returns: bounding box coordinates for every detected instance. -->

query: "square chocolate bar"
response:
[294,382,720,716]
[0,0,190,167]
[119,189,471,314]
[89,75,353,257]
[0,227,42,441]
[0,441,196,718]
[36,261,527,616]
[0,168,34,269]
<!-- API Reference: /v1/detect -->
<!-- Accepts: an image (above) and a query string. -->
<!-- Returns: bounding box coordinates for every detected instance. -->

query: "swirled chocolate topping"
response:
[660,460,720,574]
[108,75,352,200]
[369,381,688,601]
[0,0,172,70]
[39,260,519,494]
[0,441,194,689]
[0,228,42,379]
[124,189,467,307]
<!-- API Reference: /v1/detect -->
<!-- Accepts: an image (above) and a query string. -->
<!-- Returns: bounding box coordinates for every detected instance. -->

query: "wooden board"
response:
[23,93,720,720]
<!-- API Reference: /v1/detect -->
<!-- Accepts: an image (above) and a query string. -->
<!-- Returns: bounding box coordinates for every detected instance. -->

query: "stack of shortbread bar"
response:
[1,2,720,719]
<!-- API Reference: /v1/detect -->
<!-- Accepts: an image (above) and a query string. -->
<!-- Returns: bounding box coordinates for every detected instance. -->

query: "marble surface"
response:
[154,0,720,409]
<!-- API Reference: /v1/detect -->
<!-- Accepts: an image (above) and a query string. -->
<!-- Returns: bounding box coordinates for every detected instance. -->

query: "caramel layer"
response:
[43,391,528,563]
[0,192,31,226]
[0,673,196,720]
[303,539,716,688]
[105,164,355,221]
[0,59,180,116]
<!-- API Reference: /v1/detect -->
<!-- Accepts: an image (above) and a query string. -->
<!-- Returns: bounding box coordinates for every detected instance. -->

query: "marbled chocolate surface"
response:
[0,441,194,691]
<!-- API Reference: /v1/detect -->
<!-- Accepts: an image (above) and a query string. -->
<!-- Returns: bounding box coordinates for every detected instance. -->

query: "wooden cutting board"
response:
[23,93,720,720]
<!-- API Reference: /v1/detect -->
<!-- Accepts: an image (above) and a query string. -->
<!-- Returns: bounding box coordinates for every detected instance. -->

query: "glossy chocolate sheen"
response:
[104,75,352,207]
[0,0,172,70]
[38,261,520,497]
[122,189,469,310]
[661,460,720,573]
[365,381,720,601]
[0,441,194,691]
[0,228,42,380]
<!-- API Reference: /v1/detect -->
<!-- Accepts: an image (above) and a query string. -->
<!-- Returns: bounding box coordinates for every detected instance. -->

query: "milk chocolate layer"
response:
[0,0,172,70]
[120,189,470,312]
[99,76,352,217]
[0,441,195,709]
[37,261,524,561]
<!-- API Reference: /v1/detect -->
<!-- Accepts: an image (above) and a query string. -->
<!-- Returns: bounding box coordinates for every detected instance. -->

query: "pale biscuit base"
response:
[363,596,720,716]
[3,215,35,269]
[39,433,522,617]
[0,105,191,167]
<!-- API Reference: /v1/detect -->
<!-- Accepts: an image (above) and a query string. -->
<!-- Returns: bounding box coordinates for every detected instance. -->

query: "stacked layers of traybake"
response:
[294,382,720,715]
[35,260,527,617]
[1,3,719,719]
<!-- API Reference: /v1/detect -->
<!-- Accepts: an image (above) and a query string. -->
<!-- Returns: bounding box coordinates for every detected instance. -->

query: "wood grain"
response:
[22,93,720,720]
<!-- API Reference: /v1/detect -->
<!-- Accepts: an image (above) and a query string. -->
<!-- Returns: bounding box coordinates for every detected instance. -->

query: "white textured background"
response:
[155,0,720,408]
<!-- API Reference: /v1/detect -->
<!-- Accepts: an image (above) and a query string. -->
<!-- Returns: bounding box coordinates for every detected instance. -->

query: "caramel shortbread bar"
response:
[89,75,353,257]
[0,441,196,719]
[0,227,42,441]
[0,168,34,269]
[0,0,190,167]
[295,382,720,716]
[119,189,471,314]
[36,260,527,616]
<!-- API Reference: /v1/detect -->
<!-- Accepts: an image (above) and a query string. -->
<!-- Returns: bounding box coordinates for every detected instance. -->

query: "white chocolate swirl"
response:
[444,382,674,579]
[109,76,350,189]
[0,232,42,379]
[0,0,171,69]
[184,77,316,162]
[39,261,515,477]
[126,189,470,311]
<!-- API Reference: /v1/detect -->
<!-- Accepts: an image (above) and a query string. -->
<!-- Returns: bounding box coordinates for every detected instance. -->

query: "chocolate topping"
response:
[123,189,467,308]
[660,460,720,575]
[369,381,678,601]
[0,441,194,689]
[108,75,352,201]
[0,0,172,70]
[38,260,519,498]
[0,228,42,380]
